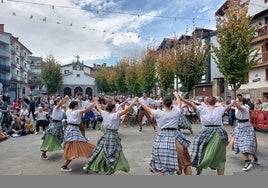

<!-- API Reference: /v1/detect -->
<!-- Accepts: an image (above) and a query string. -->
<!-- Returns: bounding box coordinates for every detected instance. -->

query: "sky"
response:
[0,0,226,66]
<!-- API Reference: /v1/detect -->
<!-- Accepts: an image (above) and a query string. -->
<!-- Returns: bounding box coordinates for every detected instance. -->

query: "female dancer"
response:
[60,100,95,172]
[138,91,192,175]
[40,96,68,160]
[179,95,234,175]
[232,96,260,171]
[83,96,138,175]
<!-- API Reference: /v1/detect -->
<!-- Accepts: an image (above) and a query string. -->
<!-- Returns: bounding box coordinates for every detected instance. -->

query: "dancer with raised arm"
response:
[232,96,260,172]
[138,91,192,175]
[83,96,138,175]
[179,95,234,175]
[40,95,69,160]
[60,100,95,172]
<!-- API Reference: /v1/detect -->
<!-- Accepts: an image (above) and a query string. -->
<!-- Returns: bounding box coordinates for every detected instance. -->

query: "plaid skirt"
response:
[233,122,257,154]
[42,121,64,143]
[191,127,228,168]
[86,129,129,174]
[149,129,191,174]
[178,112,192,130]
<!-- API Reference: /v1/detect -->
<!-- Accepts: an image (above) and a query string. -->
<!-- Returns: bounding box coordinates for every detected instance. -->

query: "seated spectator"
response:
[7,116,26,137]
[34,107,49,134]
[83,109,97,130]
[25,118,35,134]
[0,125,10,141]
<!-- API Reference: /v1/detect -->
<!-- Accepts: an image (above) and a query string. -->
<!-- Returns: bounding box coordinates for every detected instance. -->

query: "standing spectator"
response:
[262,96,268,112]
[28,98,36,120]
[226,96,235,126]
[83,97,138,175]
[246,98,255,111]
[138,91,192,175]
[179,95,234,175]
[12,99,20,115]
[232,96,260,171]
[254,98,262,110]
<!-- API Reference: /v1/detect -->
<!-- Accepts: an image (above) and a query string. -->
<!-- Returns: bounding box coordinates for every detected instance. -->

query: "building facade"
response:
[0,24,32,103]
[216,0,268,100]
[59,57,97,98]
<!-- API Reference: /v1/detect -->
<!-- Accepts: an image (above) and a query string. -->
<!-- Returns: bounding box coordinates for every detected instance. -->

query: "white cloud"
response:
[0,0,225,66]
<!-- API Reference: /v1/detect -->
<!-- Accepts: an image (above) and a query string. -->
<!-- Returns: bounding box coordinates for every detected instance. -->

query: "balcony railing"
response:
[251,25,268,45]
[0,48,10,58]
[0,64,10,72]
[248,51,268,68]
[0,78,11,86]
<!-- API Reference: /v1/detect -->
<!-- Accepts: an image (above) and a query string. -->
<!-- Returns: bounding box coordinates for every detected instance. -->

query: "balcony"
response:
[0,48,10,58]
[251,25,268,45]
[0,64,10,73]
[0,78,11,86]
[249,51,268,68]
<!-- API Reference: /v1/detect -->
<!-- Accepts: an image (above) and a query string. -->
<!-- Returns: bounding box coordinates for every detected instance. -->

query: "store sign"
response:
[252,78,261,82]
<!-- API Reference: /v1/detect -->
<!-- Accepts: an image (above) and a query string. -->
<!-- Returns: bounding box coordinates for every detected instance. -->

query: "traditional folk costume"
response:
[61,108,95,171]
[178,111,193,135]
[191,103,228,174]
[40,106,64,159]
[233,105,257,156]
[149,107,191,175]
[84,111,129,175]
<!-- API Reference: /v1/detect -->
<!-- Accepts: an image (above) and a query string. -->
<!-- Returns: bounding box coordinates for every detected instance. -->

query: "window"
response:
[266,68,268,80]
[16,57,19,63]
[64,70,70,74]
[16,70,19,75]
[77,74,80,77]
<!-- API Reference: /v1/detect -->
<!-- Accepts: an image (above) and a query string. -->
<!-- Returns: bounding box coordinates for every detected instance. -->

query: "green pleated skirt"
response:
[197,132,226,171]
[88,148,130,175]
[40,134,63,152]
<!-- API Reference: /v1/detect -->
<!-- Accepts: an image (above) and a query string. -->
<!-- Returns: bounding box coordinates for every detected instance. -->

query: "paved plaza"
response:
[0,123,268,175]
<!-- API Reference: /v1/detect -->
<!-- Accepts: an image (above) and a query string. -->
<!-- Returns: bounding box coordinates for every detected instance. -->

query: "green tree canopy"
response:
[138,46,157,95]
[212,0,259,96]
[41,55,63,94]
[156,49,176,95]
[175,35,209,96]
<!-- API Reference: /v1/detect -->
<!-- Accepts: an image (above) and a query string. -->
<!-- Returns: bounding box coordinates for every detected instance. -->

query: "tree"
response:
[123,57,141,95]
[41,55,63,94]
[93,67,110,93]
[175,34,209,97]
[138,46,157,95]
[156,49,176,96]
[212,0,260,97]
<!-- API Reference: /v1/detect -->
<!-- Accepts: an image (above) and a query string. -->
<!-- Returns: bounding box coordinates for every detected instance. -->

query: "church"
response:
[59,56,97,99]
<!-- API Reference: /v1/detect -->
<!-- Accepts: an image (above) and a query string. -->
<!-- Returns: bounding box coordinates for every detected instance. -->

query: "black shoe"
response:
[196,169,202,175]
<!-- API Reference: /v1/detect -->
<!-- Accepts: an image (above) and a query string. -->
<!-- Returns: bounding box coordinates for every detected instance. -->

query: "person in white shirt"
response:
[137,91,157,132]
[83,96,138,175]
